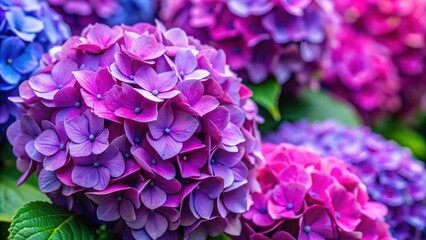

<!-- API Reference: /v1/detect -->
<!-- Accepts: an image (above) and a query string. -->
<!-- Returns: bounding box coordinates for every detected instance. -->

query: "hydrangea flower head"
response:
[0,0,69,139]
[266,120,426,239]
[48,0,156,34]
[321,26,401,122]
[159,0,338,84]
[334,0,426,118]
[7,22,263,239]
[238,143,393,239]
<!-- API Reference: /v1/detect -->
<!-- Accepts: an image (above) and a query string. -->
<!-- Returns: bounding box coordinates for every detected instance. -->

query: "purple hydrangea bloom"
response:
[159,0,338,84]
[265,120,426,239]
[0,0,69,137]
[8,22,263,239]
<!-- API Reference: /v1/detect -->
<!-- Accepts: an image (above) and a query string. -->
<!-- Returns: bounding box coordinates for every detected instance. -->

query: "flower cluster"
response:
[238,143,392,239]
[159,0,338,84]
[266,120,426,239]
[48,0,156,34]
[321,26,401,123]
[6,22,263,239]
[334,0,426,118]
[0,0,69,138]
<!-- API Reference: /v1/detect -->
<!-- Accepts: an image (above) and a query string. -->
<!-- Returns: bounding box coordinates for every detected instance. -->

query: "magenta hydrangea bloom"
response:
[265,120,426,239]
[238,143,393,239]
[321,26,401,123]
[7,22,263,239]
[159,0,338,84]
[334,0,426,119]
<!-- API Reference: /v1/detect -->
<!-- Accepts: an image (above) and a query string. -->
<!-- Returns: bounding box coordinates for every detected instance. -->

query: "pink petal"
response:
[169,112,199,142]
[145,212,168,239]
[192,95,219,116]
[97,200,119,221]
[71,165,99,188]
[92,130,109,155]
[184,69,210,80]
[141,184,167,209]
[93,166,110,190]
[119,199,136,222]
[69,141,92,157]
[147,134,182,160]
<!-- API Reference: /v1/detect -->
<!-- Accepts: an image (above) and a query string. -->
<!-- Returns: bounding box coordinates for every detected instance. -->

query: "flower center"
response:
[151,158,157,165]
[233,45,241,54]
[96,94,102,100]
[134,136,141,144]
[152,90,159,96]
[6,58,12,64]
[179,71,185,77]
[134,107,141,114]
[210,158,216,164]
[250,25,260,33]
[303,226,311,233]
[310,191,319,197]
[57,84,63,89]
[195,186,200,190]
[129,75,134,80]
[182,156,187,161]
[150,181,155,186]
[117,196,123,201]
[124,152,131,159]
[227,22,234,30]
[93,161,99,167]
[335,212,341,219]
[164,128,171,134]
[286,203,294,210]
[259,208,267,214]
[89,134,95,142]
[59,144,66,150]
[74,102,81,108]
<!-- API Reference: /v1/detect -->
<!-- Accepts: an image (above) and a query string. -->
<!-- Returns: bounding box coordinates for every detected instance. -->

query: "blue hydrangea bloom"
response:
[106,0,156,26]
[0,0,70,137]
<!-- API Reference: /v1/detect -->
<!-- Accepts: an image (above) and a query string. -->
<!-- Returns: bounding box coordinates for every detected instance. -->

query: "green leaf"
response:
[207,234,231,240]
[8,201,96,240]
[281,90,361,126]
[247,78,282,121]
[0,166,49,223]
[374,120,426,160]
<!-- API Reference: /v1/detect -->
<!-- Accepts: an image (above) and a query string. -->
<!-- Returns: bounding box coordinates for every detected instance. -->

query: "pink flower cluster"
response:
[334,0,426,119]
[159,0,338,84]
[239,143,393,240]
[321,26,401,122]
[7,22,263,239]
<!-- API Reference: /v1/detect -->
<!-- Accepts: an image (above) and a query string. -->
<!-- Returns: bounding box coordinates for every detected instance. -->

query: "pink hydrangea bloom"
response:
[321,26,401,123]
[7,22,264,239]
[334,0,426,119]
[238,143,394,239]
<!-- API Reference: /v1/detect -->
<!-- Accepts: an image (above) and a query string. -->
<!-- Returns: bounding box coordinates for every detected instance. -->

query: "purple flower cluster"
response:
[238,143,392,240]
[0,0,69,138]
[48,0,156,35]
[159,0,338,84]
[6,22,264,239]
[265,120,426,239]
[321,26,401,123]
[333,0,426,119]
